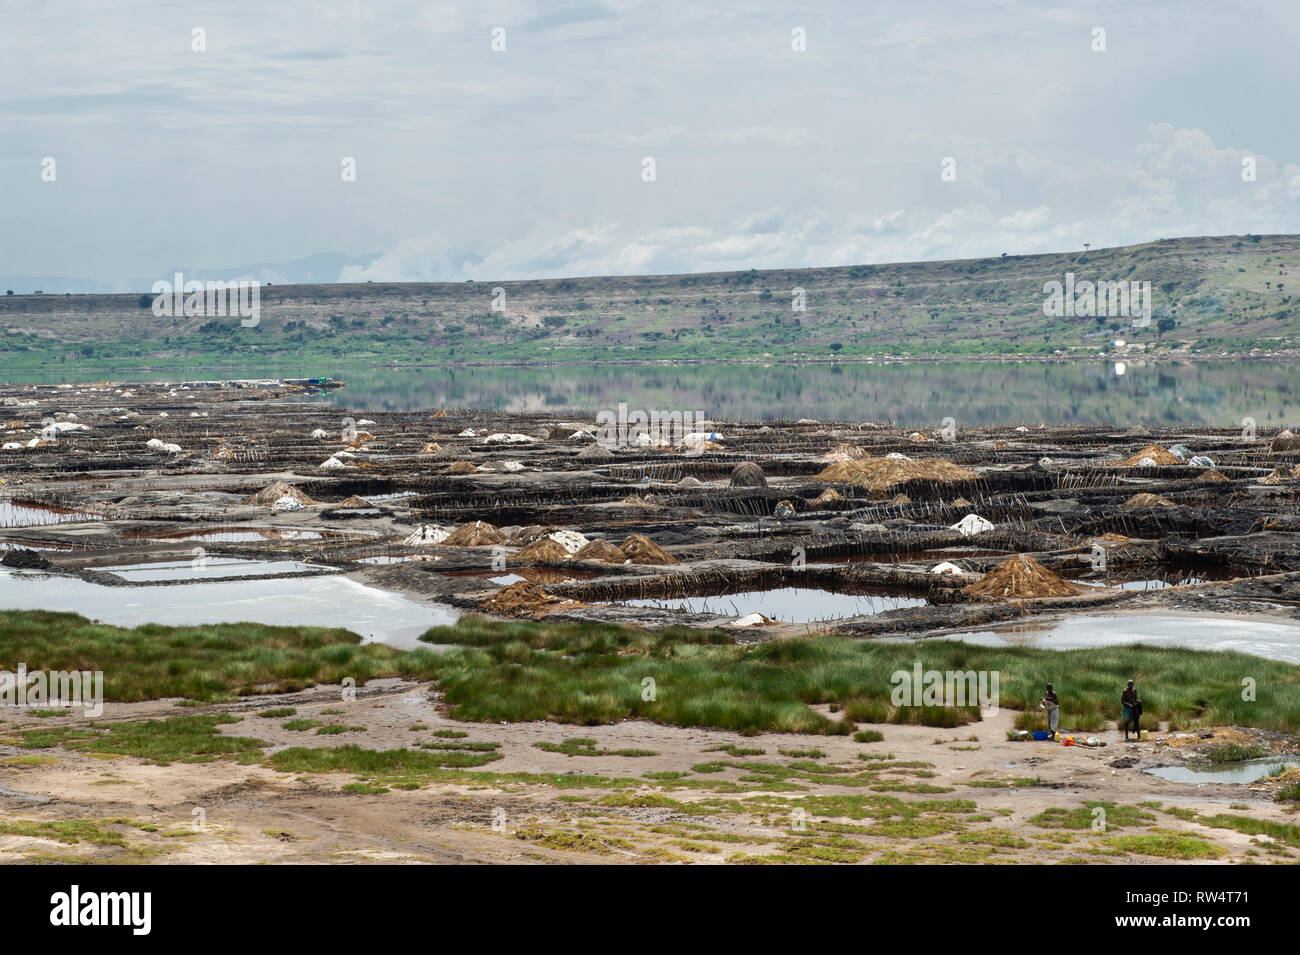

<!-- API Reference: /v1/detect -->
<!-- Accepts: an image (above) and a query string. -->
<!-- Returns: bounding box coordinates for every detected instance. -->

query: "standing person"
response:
[1121,680,1141,740]
[1040,683,1060,740]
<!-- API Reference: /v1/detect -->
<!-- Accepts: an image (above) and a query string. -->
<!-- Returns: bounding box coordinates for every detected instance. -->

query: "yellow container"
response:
[1139,729,1149,741]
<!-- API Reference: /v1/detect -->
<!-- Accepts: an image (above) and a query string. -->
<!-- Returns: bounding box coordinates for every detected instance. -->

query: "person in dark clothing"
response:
[1040,683,1060,738]
[1121,680,1142,740]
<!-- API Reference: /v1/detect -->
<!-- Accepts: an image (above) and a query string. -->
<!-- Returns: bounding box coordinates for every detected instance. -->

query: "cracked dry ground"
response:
[2,680,1297,865]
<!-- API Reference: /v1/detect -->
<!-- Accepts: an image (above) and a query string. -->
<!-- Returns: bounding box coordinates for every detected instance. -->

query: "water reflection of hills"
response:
[12,360,1296,427]
[297,360,1300,429]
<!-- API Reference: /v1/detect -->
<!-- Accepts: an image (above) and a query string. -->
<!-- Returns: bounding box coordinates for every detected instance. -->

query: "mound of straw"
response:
[813,487,844,506]
[815,456,976,493]
[1118,444,1181,467]
[336,495,375,508]
[963,555,1082,601]
[575,538,627,562]
[514,537,571,563]
[620,533,676,564]
[1123,492,1176,508]
[444,521,506,546]
[478,581,575,619]
[243,481,316,507]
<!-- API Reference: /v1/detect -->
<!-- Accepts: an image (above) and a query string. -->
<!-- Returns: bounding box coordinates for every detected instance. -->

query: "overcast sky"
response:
[3,0,1299,289]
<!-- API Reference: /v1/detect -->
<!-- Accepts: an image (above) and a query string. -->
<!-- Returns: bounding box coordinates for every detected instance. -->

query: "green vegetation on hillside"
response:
[2,234,1297,371]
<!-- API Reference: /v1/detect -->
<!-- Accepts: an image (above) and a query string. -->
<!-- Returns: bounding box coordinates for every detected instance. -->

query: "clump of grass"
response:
[282,719,321,731]
[0,609,446,703]
[853,730,884,743]
[891,706,980,728]
[703,744,765,756]
[21,715,264,765]
[258,708,296,718]
[315,724,366,735]
[432,729,469,738]
[1276,783,1300,802]
[779,747,826,759]
[1100,831,1226,860]
[341,782,389,794]
[1028,801,1155,831]
[1206,743,1268,763]
[534,738,657,757]
[266,744,502,784]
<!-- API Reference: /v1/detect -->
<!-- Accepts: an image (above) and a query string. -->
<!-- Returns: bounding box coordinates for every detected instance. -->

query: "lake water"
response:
[0,568,457,650]
[936,614,1300,664]
[6,359,1298,428]
[616,588,926,622]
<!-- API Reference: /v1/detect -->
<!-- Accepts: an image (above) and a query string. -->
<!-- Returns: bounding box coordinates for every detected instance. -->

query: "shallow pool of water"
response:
[1144,757,1300,784]
[614,587,926,622]
[0,568,456,650]
[125,526,340,543]
[97,558,325,581]
[939,614,1300,664]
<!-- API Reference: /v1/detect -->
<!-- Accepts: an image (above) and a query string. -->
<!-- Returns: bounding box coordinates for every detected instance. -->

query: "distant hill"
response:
[1,234,1296,372]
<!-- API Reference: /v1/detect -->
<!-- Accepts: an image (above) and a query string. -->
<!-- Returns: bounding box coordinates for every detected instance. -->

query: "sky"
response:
[3,0,1299,290]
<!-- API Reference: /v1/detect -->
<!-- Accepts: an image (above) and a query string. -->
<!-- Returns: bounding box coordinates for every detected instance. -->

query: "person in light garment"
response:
[1121,680,1142,740]
[1040,683,1060,738]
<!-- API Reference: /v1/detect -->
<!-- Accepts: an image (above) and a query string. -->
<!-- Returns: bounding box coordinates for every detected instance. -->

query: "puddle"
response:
[939,614,1300,664]
[0,500,102,527]
[96,558,326,582]
[1144,758,1300,784]
[0,568,456,650]
[610,587,926,622]
[125,526,343,543]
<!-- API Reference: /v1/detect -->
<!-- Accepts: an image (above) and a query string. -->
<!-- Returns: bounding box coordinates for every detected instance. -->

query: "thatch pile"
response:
[577,444,615,461]
[1260,467,1294,486]
[444,521,506,546]
[1123,492,1176,508]
[243,481,316,507]
[575,538,627,562]
[815,456,976,493]
[514,537,571,563]
[620,534,676,564]
[1195,469,1230,483]
[964,555,1082,601]
[1270,429,1300,452]
[336,495,375,508]
[813,487,843,506]
[819,443,868,463]
[507,524,558,545]
[478,581,575,619]
[730,462,767,487]
[419,442,441,455]
[442,461,478,474]
[1118,444,1181,467]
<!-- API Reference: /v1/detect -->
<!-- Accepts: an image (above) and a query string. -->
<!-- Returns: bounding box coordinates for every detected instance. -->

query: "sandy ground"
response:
[2,680,1296,865]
